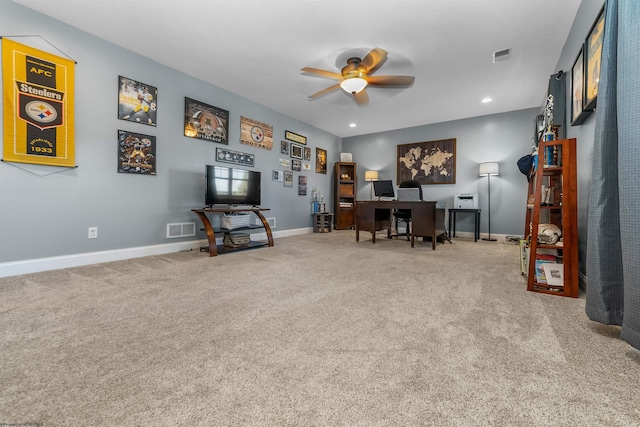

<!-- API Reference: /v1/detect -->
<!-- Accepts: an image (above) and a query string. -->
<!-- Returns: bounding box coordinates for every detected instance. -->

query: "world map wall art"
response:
[397,138,456,185]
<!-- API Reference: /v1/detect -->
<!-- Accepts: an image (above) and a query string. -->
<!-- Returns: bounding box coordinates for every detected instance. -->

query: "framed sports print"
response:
[570,45,592,126]
[184,97,228,144]
[283,171,293,187]
[316,148,327,174]
[290,143,303,159]
[280,140,289,155]
[117,130,156,175]
[397,138,456,185]
[584,7,604,111]
[240,116,273,150]
[216,147,254,167]
[285,130,306,145]
[118,76,157,126]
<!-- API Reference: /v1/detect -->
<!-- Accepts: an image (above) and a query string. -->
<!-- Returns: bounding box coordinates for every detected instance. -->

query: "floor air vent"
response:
[166,222,196,238]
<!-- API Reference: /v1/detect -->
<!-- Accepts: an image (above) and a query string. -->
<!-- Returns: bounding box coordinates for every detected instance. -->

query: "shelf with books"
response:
[525,138,578,297]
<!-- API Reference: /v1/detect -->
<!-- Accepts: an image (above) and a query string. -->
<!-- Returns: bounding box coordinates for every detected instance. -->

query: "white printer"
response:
[454,193,479,209]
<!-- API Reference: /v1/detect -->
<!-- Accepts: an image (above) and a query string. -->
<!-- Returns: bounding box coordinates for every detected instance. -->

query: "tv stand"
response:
[192,207,274,256]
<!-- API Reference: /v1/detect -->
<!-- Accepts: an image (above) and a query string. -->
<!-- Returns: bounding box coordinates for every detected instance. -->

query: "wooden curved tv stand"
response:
[192,207,274,257]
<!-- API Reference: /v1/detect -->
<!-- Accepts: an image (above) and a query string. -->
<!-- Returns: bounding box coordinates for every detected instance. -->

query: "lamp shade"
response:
[340,77,368,94]
[479,162,500,176]
[365,170,379,181]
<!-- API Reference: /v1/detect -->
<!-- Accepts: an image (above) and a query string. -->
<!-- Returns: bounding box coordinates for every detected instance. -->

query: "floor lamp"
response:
[479,162,500,241]
[365,170,379,200]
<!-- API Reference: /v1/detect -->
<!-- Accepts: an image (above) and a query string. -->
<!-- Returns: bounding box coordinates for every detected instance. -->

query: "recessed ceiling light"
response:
[349,123,357,128]
[482,97,493,103]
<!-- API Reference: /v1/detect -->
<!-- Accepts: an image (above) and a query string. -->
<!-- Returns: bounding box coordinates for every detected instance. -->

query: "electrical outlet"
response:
[88,227,98,239]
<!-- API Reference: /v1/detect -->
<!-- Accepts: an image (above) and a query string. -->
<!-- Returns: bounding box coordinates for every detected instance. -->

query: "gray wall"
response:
[0,2,339,264]
[554,0,605,279]
[342,108,538,236]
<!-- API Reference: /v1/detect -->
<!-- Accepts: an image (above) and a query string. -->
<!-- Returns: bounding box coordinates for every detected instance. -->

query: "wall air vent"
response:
[166,222,196,238]
[493,48,511,63]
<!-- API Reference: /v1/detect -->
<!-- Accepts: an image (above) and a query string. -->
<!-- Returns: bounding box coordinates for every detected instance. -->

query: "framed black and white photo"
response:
[290,143,303,159]
[280,140,289,155]
[292,159,302,171]
[284,171,293,187]
[303,146,311,161]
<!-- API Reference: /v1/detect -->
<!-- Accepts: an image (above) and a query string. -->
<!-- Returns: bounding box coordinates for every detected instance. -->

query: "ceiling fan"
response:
[301,47,415,105]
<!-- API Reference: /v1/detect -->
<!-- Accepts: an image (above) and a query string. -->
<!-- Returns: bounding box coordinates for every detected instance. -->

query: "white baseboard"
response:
[0,228,311,278]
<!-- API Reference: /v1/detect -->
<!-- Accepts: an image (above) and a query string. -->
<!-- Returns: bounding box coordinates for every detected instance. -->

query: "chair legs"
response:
[393,218,411,241]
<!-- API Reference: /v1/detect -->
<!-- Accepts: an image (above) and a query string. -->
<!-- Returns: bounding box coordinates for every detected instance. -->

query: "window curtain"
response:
[585,0,640,350]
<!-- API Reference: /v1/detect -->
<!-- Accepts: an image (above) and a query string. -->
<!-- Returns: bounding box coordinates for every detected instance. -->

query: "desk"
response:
[312,212,333,232]
[355,201,447,250]
[448,208,481,242]
[192,207,274,256]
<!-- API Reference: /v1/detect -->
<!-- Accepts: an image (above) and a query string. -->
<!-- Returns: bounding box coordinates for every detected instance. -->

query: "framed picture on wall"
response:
[117,130,156,175]
[397,138,456,185]
[290,143,303,159]
[118,76,157,126]
[183,97,229,144]
[316,148,327,174]
[584,7,604,111]
[570,44,592,126]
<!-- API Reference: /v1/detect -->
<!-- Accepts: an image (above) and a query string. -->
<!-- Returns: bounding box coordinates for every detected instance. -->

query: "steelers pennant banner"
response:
[2,38,75,167]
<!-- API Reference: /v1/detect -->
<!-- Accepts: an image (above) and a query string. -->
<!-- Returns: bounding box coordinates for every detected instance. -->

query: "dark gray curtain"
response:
[585,0,640,350]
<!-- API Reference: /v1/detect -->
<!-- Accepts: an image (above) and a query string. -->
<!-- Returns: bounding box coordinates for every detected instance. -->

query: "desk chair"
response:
[392,180,423,240]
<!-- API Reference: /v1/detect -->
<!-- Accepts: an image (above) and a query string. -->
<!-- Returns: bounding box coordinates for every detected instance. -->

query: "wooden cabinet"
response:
[525,138,578,297]
[334,162,356,229]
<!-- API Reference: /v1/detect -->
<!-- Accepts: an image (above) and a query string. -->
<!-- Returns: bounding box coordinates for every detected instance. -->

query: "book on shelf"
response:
[339,202,353,208]
[535,259,555,284]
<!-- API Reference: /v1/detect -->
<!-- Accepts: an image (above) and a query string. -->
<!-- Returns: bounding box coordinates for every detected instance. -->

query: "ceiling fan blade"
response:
[301,67,342,80]
[354,89,369,105]
[308,83,341,99]
[360,48,388,74]
[367,75,415,86]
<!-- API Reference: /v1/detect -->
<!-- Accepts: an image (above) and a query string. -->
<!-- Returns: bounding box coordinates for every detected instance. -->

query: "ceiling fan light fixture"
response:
[340,77,368,94]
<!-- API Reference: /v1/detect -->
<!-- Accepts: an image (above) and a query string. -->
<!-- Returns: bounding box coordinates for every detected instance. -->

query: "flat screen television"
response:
[373,180,395,198]
[205,165,261,207]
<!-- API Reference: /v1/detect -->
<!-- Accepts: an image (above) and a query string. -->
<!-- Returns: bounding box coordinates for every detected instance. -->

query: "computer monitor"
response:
[373,180,395,198]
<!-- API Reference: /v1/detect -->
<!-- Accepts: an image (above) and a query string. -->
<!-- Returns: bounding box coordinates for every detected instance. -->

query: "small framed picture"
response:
[284,170,293,187]
[292,159,302,171]
[302,162,311,171]
[272,170,283,182]
[280,140,289,155]
[542,263,564,287]
[316,147,327,174]
[298,175,307,196]
[279,158,291,168]
[303,147,311,161]
[584,7,604,111]
[290,143,303,159]
[570,44,592,126]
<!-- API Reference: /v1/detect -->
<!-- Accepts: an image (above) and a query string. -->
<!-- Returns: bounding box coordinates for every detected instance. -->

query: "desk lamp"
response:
[365,170,379,200]
[479,162,500,241]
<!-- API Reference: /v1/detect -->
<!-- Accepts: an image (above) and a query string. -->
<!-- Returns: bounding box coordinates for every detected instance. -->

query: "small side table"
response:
[448,208,481,242]
[313,212,334,232]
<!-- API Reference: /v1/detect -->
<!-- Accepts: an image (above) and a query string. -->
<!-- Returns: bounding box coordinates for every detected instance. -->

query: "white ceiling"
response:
[12,0,581,138]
